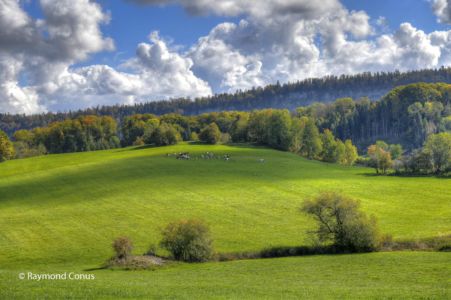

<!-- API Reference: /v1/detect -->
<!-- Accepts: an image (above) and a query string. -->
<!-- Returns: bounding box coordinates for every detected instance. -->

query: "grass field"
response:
[0,143,450,298]
[1,252,450,299]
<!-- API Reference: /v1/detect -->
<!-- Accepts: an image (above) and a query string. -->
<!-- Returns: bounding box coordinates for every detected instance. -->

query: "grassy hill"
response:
[0,143,450,298]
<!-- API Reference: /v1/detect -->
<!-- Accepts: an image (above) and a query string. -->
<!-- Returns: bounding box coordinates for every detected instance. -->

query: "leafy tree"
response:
[247,110,272,144]
[289,117,307,153]
[300,119,322,159]
[142,118,160,144]
[375,140,389,151]
[0,130,14,162]
[402,149,433,174]
[320,129,338,162]
[343,139,358,166]
[367,143,392,174]
[150,123,181,146]
[423,132,451,174]
[13,129,47,158]
[121,114,159,146]
[301,192,380,252]
[335,139,346,164]
[230,114,249,142]
[389,144,403,160]
[160,219,213,262]
[268,110,292,150]
[189,132,199,142]
[199,123,221,144]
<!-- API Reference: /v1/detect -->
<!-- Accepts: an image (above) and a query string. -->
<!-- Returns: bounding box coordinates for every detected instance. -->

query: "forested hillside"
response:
[300,83,450,148]
[1,68,451,136]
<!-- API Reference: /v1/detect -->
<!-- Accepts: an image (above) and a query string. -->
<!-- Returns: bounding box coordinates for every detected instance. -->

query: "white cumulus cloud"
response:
[0,0,211,113]
[1,0,451,114]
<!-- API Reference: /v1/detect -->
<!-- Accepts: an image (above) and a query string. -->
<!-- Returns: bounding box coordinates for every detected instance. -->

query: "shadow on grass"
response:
[83,266,108,272]
[214,245,362,262]
[387,173,450,179]
[116,144,160,152]
[358,172,450,179]
[216,235,451,262]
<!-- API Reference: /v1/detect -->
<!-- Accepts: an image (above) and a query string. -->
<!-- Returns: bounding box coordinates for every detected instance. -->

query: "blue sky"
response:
[1,0,450,113]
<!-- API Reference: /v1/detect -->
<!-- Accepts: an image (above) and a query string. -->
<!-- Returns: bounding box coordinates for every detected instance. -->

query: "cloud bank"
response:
[0,0,450,114]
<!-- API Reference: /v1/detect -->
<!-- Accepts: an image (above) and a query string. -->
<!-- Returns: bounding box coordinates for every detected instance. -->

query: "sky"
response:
[0,0,450,114]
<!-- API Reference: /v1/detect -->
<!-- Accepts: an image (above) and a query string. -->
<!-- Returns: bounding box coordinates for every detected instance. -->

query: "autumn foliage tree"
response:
[367,143,392,174]
[0,130,14,162]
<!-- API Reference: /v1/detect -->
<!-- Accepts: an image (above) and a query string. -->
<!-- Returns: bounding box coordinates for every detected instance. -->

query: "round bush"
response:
[160,219,213,262]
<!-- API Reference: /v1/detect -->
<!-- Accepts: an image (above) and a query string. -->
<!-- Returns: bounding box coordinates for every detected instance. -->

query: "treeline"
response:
[2,67,451,136]
[364,133,451,175]
[297,83,450,149]
[2,109,358,166]
[119,110,358,166]
[12,115,120,158]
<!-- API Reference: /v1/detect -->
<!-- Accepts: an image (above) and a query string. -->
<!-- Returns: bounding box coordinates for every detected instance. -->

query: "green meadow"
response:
[0,143,450,298]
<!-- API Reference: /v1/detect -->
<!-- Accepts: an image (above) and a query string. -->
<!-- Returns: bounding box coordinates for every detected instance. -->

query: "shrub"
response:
[301,192,381,252]
[160,219,213,262]
[112,236,133,259]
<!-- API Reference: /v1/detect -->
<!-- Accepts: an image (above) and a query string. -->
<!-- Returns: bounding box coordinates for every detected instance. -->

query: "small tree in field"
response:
[301,192,380,252]
[113,236,133,260]
[424,132,451,174]
[367,144,392,174]
[160,219,213,262]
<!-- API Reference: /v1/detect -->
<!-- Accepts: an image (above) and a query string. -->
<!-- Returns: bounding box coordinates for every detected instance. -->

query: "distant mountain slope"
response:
[1,67,451,135]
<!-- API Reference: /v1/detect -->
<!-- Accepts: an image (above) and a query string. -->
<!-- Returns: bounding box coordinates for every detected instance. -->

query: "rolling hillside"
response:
[0,143,450,298]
